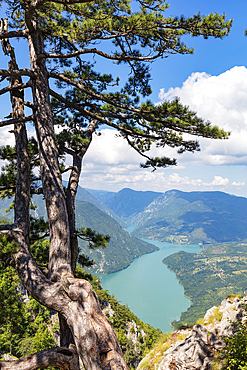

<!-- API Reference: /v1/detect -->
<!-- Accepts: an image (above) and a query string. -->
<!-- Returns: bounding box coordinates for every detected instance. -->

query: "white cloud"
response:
[210,176,229,187]
[1,68,247,196]
[0,124,15,147]
[85,129,140,165]
[158,66,247,166]
[232,181,245,187]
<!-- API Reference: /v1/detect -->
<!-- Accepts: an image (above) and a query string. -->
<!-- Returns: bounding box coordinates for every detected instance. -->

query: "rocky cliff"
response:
[137,296,245,370]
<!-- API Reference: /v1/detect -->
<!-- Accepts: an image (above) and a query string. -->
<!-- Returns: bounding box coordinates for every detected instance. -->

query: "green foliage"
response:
[0,266,30,355]
[0,234,18,262]
[77,227,110,249]
[0,263,58,357]
[163,241,247,328]
[17,324,56,357]
[95,287,162,368]
[217,303,247,370]
[30,216,49,242]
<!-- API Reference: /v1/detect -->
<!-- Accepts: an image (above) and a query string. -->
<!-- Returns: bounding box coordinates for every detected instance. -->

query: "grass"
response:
[139,331,189,370]
[206,307,223,325]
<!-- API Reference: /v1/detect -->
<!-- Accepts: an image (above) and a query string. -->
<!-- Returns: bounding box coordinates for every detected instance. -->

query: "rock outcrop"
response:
[138,296,244,370]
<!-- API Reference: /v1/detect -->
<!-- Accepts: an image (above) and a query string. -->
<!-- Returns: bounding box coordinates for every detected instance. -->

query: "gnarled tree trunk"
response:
[0,18,129,370]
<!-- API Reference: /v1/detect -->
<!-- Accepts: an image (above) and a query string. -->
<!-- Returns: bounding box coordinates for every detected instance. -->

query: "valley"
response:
[1,186,247,331]
[102,188,247,245]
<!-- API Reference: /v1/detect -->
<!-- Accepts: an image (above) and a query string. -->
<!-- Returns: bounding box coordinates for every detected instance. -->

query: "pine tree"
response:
[0,0,231,369]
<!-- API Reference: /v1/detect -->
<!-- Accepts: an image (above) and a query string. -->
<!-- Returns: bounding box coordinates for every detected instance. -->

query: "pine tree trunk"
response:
[27,27,72,281]
[22,24,130,370]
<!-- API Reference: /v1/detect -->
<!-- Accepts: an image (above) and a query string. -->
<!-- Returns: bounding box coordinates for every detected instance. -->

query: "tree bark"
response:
[1,17,31,251]
[0,346,79,370]
[62,120,96,351]
[60,276,129,370]
[27,25,72,281]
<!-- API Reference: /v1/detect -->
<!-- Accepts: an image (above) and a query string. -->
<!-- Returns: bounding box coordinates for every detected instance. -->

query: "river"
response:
[100,227,201,333]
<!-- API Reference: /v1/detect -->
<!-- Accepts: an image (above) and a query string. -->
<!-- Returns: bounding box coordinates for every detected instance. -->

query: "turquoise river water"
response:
[100,226,201,333]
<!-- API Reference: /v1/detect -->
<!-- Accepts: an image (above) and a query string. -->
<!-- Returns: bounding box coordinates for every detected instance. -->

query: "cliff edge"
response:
[138,296,245,370]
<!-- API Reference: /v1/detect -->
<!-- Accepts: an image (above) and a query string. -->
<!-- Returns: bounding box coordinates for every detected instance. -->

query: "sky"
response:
[1,0,247,197]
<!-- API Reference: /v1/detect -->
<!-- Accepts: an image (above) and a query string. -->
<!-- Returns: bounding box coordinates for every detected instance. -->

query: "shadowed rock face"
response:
[138,296,244,370]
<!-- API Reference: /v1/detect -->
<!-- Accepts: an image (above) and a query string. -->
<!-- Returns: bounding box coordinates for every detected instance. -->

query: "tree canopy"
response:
[0,0,231,369]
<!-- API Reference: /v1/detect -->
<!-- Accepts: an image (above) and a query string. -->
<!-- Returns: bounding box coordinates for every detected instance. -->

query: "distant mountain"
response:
[0,186,125,227]
[98,188,247,244]
[75,187,125,227]
[104,188,163,219]
[130,190,247,244]
[76,201,158,274]
[85,189,116,203]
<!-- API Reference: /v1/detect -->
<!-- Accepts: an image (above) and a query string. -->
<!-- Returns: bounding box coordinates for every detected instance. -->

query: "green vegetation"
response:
[163,241,247,328]
[0,265,58,360]
[137,331,189,370]
[215,302,247,370]
[0,239,161,368]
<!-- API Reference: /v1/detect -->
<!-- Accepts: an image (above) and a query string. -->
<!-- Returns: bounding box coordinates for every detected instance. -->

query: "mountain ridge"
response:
[93,188,247,245]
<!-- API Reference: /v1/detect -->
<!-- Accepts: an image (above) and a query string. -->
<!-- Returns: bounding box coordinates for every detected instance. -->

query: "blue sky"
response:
[1,0,247,197]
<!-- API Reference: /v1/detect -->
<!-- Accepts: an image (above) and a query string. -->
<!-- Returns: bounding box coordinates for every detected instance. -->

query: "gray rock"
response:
[138,296,246,370]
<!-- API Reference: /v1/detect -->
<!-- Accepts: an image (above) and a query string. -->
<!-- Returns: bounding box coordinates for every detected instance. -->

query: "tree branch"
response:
[0,224,22,241]
[0,81,32,96]
[48,72,142,114]
[0,115,34,128]
[49,88,133,134]
[0,345,79,370]
[0,223,15,231]
[0,29,29,40]
[24,101,36,110]
[38,47,160,63]
[31,187,43,195]
[0,69,36,78]
[61,165,73,173]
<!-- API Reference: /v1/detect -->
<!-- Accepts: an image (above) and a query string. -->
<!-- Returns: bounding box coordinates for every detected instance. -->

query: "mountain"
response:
[76,201,158,274]
[67,184,125,227]
[85,188,116,203]
[100,189,247,245]
[131,190,247,244]
[0,188,157,274]
[104,188,163,219]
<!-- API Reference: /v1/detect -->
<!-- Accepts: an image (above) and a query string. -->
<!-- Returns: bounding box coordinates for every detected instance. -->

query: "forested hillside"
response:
[0,192,157,275]
[75,201,158,274]
[163,240,247,328]
[104,188,163,219]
